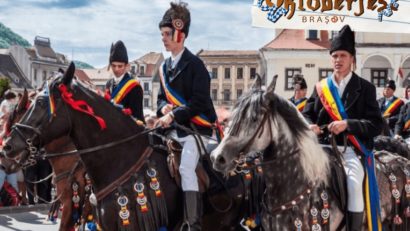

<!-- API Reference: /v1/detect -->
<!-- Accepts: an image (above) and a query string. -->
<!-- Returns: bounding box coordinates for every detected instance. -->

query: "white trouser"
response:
[323,145,365,212]
[169,131,207,192]
[404,137,410,145]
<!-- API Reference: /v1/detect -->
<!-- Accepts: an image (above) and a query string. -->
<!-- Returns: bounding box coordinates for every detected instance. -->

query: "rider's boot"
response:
[347,211,363,231]
[180,191,202,231]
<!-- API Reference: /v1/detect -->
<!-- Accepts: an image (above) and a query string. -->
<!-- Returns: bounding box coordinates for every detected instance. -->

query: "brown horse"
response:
[2,63,246,230]
[211,76,410,231]
[6,89,89,231]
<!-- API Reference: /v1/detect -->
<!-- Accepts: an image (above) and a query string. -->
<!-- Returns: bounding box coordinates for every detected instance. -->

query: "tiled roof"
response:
[35,44,57,59]
[82,67,113,81]
[135,52,163,65]
[198,50,259,57]
[262,29,330,50]
[0,54,32,89]
[75,69,92,83]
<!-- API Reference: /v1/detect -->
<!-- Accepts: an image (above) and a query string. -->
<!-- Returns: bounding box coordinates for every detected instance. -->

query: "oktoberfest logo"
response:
[172,19,184,30]
[256,0,400,23]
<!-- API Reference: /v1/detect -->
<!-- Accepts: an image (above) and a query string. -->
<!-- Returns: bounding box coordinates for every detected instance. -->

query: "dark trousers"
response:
[24,160,52,204]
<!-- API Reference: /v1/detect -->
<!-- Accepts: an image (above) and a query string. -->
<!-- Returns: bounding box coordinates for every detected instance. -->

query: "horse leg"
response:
[58,179,74,231]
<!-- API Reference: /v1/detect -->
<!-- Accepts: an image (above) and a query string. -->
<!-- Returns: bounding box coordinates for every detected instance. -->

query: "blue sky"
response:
[0,0,274,68]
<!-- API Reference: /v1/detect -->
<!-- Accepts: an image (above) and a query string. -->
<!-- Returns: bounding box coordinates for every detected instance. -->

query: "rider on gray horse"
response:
[302,25,383,231]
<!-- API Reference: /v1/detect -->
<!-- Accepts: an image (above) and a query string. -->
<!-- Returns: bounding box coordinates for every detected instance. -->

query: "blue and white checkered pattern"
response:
[267,7,288,23]
[258,0,288,23]
[378,0,399,21]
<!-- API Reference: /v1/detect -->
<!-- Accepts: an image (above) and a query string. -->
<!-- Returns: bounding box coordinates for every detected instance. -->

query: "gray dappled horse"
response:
[211,75,410,231]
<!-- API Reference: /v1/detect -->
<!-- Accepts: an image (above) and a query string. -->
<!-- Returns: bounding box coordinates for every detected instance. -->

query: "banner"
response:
[252,0,410,33]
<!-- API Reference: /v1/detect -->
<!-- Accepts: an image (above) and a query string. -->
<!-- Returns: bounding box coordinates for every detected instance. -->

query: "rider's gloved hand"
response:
[394,134,402,140]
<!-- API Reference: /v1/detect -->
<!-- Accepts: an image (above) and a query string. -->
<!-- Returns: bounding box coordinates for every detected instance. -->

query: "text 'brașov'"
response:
[262,0,399,20]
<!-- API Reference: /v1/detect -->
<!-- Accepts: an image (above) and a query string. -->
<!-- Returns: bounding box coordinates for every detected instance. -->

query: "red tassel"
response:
[405,207,410,218]
[394,215,403,225]
[122,108,132,116]
[104,89,111,101]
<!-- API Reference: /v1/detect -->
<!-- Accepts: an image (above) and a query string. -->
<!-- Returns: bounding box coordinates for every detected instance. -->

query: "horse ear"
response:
[263,75,278,104]
[62,62,75,86]
[266,75,278,94]
[251,73,262,90]
[17,88,28,112]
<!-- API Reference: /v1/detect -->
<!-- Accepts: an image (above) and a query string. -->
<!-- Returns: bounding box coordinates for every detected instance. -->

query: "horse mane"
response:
[230,89,330,185]
[270,94,330,185]
[49,77,142,134]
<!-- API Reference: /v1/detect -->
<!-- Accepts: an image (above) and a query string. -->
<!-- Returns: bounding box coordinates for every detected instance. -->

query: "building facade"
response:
[130,52,164,112]
[261,30,410,99]
[9,36,69,89]
[198,50,264,110]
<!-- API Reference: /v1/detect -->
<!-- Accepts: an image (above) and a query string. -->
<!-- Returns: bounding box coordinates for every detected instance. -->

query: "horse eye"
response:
[37,99,46,107]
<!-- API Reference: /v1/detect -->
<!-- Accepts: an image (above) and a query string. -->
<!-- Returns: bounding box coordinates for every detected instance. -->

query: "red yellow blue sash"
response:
[45,80,55,117]
[294,98,307,112]
[382,98,403,117]
[159,63,213,128]
[316,77,382,231]
[403,113,410,131]
[110,75,140,104]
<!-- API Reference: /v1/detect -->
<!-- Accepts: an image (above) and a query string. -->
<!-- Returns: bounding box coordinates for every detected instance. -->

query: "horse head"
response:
[2,63,76,159]
[211,74,279,173]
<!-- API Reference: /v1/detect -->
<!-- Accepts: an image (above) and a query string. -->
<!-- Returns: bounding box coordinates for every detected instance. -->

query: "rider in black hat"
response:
[105,40,144,123]
[377,79,404,136]
[303,25,383,231]
[156,2,217,230]
[289,74,308,112]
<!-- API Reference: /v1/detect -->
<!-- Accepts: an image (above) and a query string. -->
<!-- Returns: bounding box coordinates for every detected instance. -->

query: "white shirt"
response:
[331,72,353,97]
[113,73,126,85]
[171,48,185,69]
[384,96,394,106]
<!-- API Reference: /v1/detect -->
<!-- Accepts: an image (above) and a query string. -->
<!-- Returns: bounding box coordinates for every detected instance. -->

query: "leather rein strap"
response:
[95,147,153,201]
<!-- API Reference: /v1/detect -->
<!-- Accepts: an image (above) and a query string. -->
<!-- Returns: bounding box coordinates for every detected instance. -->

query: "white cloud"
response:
[0,0,274,68]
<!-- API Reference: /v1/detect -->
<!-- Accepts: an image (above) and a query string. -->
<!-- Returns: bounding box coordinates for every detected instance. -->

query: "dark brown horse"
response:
[211,76,410,231]
[2,63,246,231]
[6,89,89,231]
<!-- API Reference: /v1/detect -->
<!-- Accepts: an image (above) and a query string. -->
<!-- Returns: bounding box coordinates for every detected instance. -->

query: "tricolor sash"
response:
[159,63,213,128]
[403,113,410,131]
[382,97,403,117]
[294,98,307,112]
[316,77,382,231]
[110,75,140,105]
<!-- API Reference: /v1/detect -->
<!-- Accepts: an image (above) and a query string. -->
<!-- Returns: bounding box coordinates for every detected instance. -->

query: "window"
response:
[139,66,145,75]
[307,30,318,40]
[42,70,47,81]
[223,89,231,101]
[237,67,243,79]
[211,89,218,100]
[319,68,333,81]
[224,68,230,79]
[330,31,338,40]
[144,98,149,107]
[33,69,37,83]
[371,69,388,87]
[285,68,302,90]
[237,89,243,99]
[131,66,136,74]
[211,68,218,79]
[143,82,149,91]
[250,67,256,79]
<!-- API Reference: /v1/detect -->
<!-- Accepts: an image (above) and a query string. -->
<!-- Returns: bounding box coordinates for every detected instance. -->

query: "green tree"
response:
[0,77,11,99]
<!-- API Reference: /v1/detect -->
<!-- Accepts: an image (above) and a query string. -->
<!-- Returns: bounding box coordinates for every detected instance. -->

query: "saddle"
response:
[322,147,348,213]
[148,132,210,193]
